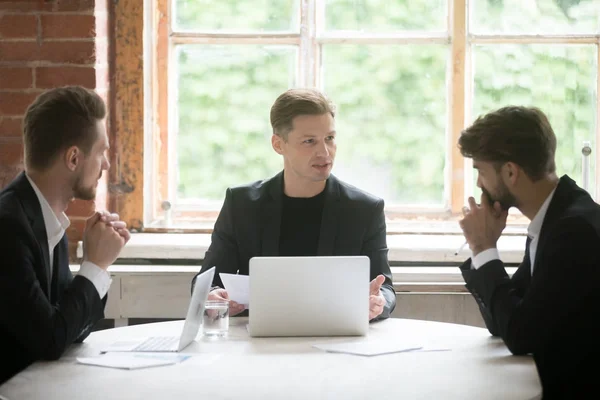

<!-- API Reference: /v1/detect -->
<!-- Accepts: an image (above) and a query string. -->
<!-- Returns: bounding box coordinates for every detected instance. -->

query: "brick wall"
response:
[0,0,110,260]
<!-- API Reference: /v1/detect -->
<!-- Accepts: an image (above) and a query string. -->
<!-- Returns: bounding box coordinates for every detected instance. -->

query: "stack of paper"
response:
[219,273,249,306]
[77,353,191,370]
[312,340,451,357]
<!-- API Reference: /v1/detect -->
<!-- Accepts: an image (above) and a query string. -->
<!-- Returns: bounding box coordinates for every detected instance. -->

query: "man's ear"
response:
[64,146,81,172]
[272,134,284,155]
[503,162,520,186]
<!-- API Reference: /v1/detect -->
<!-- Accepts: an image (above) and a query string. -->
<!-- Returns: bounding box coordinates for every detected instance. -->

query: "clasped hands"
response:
[458,193,508,256]
[83,210,131,270]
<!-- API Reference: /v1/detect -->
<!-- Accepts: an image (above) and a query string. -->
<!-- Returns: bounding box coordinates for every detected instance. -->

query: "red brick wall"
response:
[0,0,110,260]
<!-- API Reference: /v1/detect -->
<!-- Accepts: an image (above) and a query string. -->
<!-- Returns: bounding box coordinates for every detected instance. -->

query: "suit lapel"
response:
[14,172,52,295]
[260,172,283,256]
[317,175,340,256]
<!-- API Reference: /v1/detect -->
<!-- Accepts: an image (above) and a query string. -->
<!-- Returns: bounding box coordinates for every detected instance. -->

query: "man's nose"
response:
[315,140,329,157]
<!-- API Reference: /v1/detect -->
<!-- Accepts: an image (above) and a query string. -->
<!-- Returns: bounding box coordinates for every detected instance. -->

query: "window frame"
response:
[118,0,600,232]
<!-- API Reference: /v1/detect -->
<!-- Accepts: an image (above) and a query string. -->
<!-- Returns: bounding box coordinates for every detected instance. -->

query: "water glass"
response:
[203,300,229,337]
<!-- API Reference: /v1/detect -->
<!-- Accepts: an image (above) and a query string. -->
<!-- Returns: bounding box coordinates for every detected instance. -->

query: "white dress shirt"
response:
[26,174,112,298]
[471,187,557,275]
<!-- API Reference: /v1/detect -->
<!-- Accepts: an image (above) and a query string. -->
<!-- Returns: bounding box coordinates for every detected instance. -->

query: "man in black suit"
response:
[192,88,395,321]
[0,86,130,384]
[457,106,600,398]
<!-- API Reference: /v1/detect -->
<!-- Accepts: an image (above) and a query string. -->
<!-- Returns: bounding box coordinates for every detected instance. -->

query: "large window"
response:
[145,0,600,230]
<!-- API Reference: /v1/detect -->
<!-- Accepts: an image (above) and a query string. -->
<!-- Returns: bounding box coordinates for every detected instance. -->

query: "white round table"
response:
[0,318,541,400]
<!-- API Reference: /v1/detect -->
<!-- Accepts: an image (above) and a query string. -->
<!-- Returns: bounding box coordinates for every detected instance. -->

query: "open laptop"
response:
[248,256,369,337]
[102,267,215,352]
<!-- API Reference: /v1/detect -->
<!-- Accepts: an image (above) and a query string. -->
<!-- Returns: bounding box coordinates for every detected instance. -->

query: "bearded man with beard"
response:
[457,106,600,399]
[0,86,130,384]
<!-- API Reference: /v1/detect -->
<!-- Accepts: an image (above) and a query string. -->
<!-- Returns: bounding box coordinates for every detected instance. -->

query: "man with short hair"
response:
[457,106,600,398]
[0,86,130,383]
[192,88,396,321]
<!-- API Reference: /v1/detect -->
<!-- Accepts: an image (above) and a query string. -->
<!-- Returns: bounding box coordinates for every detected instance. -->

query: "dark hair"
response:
[23,85,106,171]
[458,106,556,181]
[270,88,336,140]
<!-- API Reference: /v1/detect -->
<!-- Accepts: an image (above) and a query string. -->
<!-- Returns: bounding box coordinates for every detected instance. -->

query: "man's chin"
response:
[310,173,330,182]
[310,166,332,180]
[74,188,96,201]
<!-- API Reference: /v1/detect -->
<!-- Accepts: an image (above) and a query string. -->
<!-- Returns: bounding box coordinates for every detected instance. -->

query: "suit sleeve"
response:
[0,220,105,360]
[74,297,107,343]
[460,253,532,336]
[191,188,240,292]
[461,217,599,355]
[362,199,396,320]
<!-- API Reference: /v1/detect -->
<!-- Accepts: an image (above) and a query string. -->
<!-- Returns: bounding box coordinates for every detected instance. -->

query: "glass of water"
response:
[203,300,229,337]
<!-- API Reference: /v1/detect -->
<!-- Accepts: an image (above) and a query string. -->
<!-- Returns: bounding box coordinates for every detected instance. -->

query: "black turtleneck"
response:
[278,189,326,256]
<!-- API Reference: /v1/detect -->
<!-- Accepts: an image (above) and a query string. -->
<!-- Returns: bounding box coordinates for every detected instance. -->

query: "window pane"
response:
[324,0,447,32]
[174,0,299,32]
[470,0,600,34]
[472,44,598,196]
[176,45,296,201]
[322,45,448,205]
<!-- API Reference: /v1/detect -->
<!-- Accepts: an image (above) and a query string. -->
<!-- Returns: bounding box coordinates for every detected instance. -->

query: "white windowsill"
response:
[68,263,518,286]
[77,232,526,263]
[71,233,525,284]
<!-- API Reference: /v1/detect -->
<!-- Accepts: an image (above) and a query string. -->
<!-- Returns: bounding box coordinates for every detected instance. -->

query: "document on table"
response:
[219,273,249,306]
[312,340,428,357]
[77,353,191,370]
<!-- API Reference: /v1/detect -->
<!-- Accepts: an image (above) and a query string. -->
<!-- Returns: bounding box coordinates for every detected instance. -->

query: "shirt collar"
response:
[25,174,70,248]
[527,187,557,239]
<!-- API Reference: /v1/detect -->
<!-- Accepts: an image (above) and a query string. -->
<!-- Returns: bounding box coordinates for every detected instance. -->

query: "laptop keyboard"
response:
[132,336,179,352]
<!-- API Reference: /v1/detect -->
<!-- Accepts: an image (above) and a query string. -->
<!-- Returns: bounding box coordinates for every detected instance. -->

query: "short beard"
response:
[481,182,517,211]
[72,174,96,201]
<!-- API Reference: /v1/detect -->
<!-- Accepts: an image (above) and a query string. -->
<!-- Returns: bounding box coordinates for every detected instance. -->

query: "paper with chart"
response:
[312,340,426,357]
[219,273,249,306]
[76,353,191,370]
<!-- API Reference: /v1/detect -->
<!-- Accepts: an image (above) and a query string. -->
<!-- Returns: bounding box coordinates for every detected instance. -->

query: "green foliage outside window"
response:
[174,0,598,205]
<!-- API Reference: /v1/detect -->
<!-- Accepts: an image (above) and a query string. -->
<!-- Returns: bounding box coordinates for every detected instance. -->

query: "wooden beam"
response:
[155,0,169,223]
[449,0,467,213]
[110,0,144,230]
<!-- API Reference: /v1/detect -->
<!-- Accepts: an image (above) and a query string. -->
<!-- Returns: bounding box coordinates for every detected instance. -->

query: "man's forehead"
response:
[472,160,491,170]
[294,129,336,136]
[94,121,109,147]
[291,113,334,126]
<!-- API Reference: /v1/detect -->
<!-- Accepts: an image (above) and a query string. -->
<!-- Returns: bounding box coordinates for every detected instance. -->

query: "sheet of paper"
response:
[312,340,425,357]
[77,353,190,370]
[219,273,249,306]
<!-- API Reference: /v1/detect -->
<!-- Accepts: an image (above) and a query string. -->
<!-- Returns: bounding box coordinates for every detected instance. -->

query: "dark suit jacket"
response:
[0,173,106,384]
[460,175,600,399]
[192,172,396,320]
